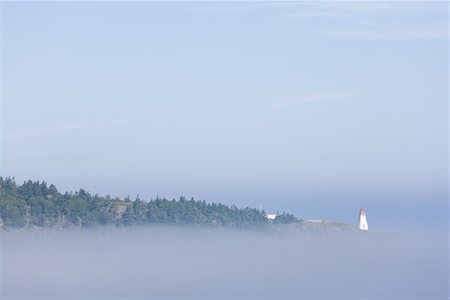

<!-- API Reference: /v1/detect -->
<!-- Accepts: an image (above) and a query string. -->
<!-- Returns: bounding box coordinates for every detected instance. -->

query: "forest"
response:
[0,177,299,228]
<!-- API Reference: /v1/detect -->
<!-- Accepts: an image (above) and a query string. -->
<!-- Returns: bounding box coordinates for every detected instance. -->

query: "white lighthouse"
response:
[358,208,369,231]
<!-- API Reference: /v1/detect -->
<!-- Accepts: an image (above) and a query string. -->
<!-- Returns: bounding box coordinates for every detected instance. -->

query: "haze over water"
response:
[1,227,448,299]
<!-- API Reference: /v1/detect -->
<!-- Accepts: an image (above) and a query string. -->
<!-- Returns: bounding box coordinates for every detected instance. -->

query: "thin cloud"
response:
[197,1,447,15]
[325,22,449,40]
[321,2,447,15]
[273,92,354,108]
[279,2,448,41]
[193,2,448,41]
[283,2,448,18]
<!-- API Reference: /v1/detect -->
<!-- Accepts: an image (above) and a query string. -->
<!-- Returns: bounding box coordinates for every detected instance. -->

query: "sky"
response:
[1,1,448,230]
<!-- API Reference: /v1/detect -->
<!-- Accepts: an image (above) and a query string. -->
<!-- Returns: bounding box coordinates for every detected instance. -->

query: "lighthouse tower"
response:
[359,208,369,231]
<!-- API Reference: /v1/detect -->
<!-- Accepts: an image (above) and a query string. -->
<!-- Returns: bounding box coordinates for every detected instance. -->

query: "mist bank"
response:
[1,227,448,299]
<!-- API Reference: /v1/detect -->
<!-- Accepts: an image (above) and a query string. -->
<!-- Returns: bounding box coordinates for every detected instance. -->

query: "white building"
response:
[359,208,369,230]
[265,213,277,220]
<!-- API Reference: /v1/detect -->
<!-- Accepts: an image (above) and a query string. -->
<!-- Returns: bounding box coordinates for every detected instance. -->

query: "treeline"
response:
[0,177,299,229]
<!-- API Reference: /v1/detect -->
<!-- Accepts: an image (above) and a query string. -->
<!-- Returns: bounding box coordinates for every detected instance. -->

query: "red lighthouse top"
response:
[359,208,366,216]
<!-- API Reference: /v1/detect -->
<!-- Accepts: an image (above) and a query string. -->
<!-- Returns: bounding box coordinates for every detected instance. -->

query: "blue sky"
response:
[1,1,448,229]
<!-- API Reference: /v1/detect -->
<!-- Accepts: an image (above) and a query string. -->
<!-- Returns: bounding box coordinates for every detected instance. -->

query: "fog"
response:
[1,227,448,299]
